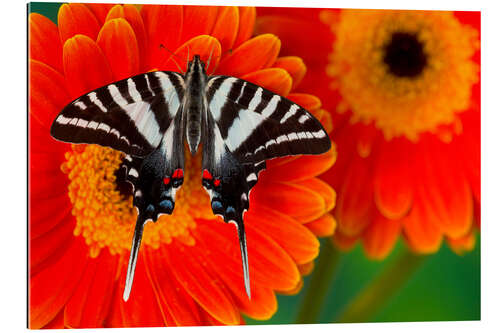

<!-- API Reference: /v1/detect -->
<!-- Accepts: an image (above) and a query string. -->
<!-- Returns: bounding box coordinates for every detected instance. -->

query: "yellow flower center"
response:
[324,9,479,141]
[61,144,214,257]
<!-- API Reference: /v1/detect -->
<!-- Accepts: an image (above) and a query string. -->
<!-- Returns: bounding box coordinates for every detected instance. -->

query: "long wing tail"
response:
[235,220,251,299]
[123,213,147,302]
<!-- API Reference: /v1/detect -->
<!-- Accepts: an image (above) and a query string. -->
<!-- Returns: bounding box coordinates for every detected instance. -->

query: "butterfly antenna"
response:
[123,213,147,301]
[206,41,216,74]
[235,219,251,299]
[187,45,191,68]
[159,44,184,74]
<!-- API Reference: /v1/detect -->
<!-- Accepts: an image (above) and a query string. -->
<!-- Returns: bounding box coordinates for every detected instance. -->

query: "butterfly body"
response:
[50,54,331,302]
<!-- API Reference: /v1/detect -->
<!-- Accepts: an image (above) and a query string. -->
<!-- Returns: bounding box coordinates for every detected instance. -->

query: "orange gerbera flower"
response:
[29,4,336,328]
[257,9,480,258]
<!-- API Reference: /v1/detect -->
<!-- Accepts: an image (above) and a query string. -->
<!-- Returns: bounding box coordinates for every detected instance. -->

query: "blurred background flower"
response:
[28,3,335,328]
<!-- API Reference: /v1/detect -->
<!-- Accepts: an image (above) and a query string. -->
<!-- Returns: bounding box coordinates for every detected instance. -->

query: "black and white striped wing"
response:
[201,75,331,298]
[50,71,185,157]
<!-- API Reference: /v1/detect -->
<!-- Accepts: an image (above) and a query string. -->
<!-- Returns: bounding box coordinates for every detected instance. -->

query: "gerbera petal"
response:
[298,261,314,276]
[106,5,148,71]
[336,154,374,236]
[246,206,319,264]
[96,18,140,81]
[62,34,113,98]
[44,310,64,329]
[287,93,322,111]
[181,6,219,42]
[251,182,326,223]
[304,213,336,237]
[64,250,119,328]
[143,247,202,326]
[402,195,443,254]
[30,195,72,240]
[29,60,71,129]
[211,6,239,53]
[30,169,68,199]
[241,68,292,96]
[29,115,68,154]
[447,231,476,255]
[217,34,280,76]
[141,4,183,68]
[29,237,88,329]
[418,137,473,238]
[85,3,114,25]
[108,258,166,327]
[162,35,221,73]
[265,148,335,183]
[162,241,240,325]
[29,13,63,73]
[234,7,256,48]
[295,177,335,212]
[273,56,306,90]
[362,213,401,260]
[58,3,101,44]
[373,137,413,220]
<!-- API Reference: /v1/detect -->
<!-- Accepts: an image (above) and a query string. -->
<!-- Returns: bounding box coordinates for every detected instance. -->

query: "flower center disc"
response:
[326,10,479,140]
[62,145,214,257]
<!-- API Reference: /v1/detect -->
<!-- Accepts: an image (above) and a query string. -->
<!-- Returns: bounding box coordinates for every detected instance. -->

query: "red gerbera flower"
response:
[257,8,480,258]
[28,4,336,328]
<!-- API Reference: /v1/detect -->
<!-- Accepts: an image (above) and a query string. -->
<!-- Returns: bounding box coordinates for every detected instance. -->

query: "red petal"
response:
[217,34,280,77]
[58,3,101,44]
[63,34,113,98]
[64,249,118,328]
[362,214,401,260]
[181,6,219,42]
[97,18,140,81]
[29,195,73,240]
[294,177,336,212]
[273,56,306,90]
[246,206,319,264]
[85,3,114,25]
[234,7,256,48]
[304,213,336,237]
[373,137,413,220]
[162,241,240,325]
[287,93,322,110]
[141,5,183,68]
[241,68,292,96]
[333,230,358,251]
[29,13,63,73]
[29,237,89,329]
[211,6,239,53]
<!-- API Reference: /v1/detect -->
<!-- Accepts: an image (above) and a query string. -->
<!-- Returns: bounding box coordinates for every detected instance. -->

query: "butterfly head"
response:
[187,55,207,76]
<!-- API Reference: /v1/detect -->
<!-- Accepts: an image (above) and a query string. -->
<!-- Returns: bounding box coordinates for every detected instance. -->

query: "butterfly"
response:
[50,54,331,302]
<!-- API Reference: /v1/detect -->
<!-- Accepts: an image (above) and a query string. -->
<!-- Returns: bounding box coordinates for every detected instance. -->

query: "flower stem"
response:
[295,239,340,324]
[335,249,427,323]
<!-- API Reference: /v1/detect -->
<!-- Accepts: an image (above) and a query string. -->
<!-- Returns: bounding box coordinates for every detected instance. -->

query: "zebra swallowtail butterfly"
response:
[50,55,331,302]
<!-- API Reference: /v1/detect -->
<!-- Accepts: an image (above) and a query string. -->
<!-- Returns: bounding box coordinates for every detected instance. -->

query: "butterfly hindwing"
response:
[50,71,185,157]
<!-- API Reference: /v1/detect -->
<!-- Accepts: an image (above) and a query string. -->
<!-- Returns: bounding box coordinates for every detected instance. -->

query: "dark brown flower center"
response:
[383,32,428,78]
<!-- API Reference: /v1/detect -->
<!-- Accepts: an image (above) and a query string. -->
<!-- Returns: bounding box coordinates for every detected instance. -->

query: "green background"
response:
[29,2,480,325]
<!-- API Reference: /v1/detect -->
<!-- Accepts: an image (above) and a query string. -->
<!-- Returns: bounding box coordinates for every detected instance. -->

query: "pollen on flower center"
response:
[324,10,479,141]
[61,144,214,257]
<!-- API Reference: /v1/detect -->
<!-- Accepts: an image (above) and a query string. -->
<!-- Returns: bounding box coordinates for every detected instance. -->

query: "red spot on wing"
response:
[213,179,221,187]
[202,169,213,180]
[163,177,170,185]
[172,169,184,178]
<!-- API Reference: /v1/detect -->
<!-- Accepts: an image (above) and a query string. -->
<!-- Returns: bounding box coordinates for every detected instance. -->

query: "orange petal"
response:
[162,35,221,74]
[295,177,336,212]
[298,261,315,276]
[264,146,336,182]
[29,13,63,73]
[251,181,326,223]
[273,56,306,90]
[234,7,256,48]
[287,93,322,111]
[217,34,280,77]
[181,5,219,42]
[144,247,202,326]
[29,237,89,329]
[447,231,476,255]
[402,195,443,254]
[62,34,113,98]
[362,214,401,260]
[241,68,292,96]
[58,3,101,44]
[85,3,114,25]
[304,213,336,237]
[332,230,358,251]
[311,108,334,134]
[29,195,72,241]
[373,137,413,220]
[106,5,148,71]
[29,59,71,129]
[417,137,473,238]
[211,6,239,53]
[336,154,375,236]
[277,278,303,295]
[246,206,320,264]
[44,310,64,329]
[162,241,240,325]
[96,18,140,81]
[64,250,118,328]
[141,4,183,68]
